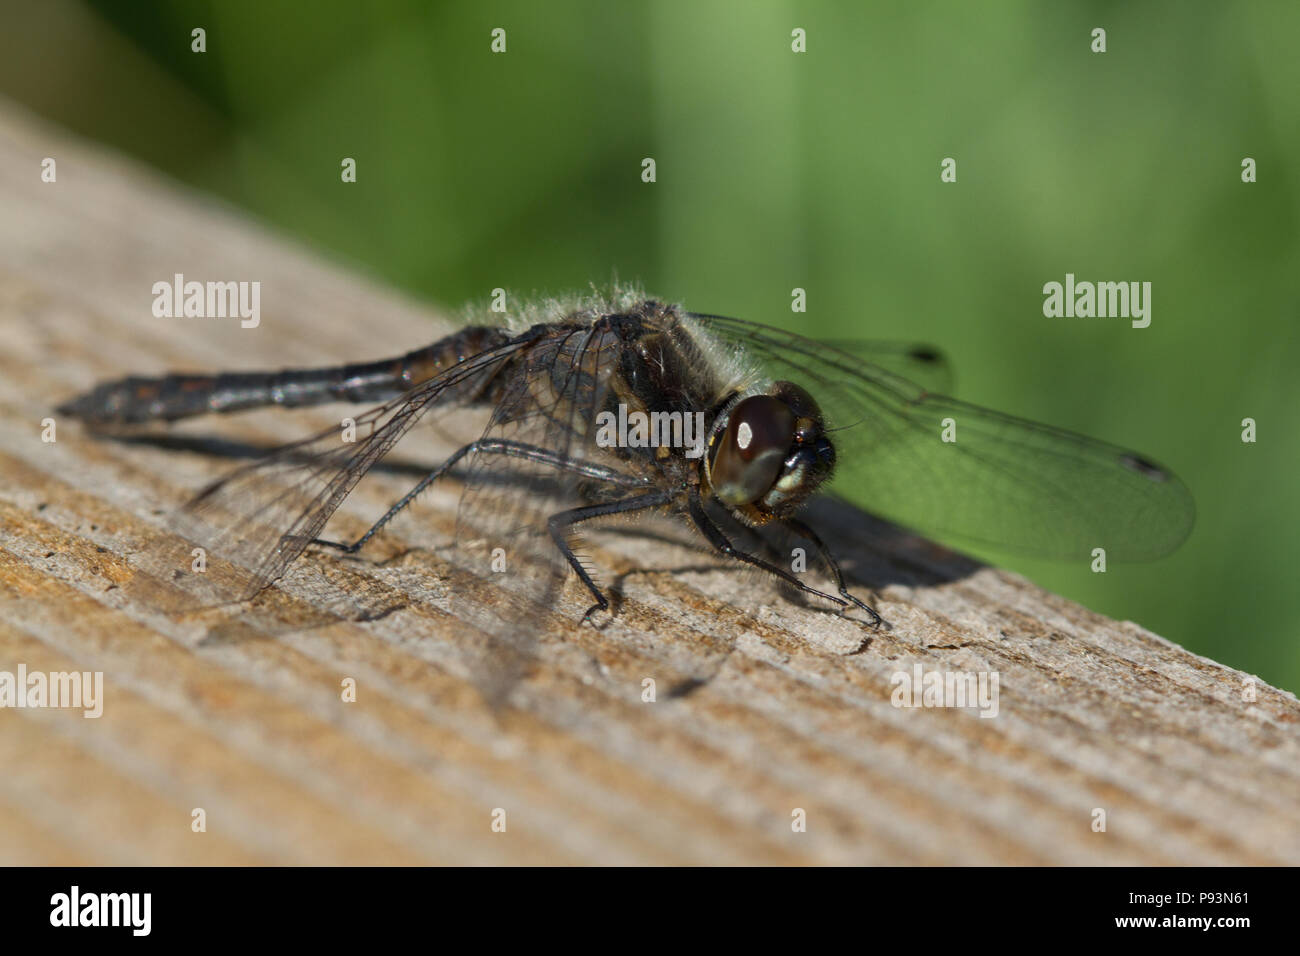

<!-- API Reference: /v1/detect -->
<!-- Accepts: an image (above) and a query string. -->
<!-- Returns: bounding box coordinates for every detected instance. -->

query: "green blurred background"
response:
[4,1,1297,690]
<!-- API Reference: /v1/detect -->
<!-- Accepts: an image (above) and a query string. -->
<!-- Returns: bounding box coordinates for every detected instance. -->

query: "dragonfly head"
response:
[706,381,835,520]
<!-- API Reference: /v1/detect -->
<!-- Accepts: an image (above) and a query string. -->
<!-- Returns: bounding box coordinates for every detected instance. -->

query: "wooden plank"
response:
[1,100,1297,866]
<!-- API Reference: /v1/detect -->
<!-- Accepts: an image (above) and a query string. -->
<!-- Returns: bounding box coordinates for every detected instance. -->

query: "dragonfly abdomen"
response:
[57,326,513,425]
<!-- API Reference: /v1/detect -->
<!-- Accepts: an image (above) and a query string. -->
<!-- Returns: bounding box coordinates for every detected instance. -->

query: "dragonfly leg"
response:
[688,491,866,617]
[781,517,883,627]
[547,490,675,621]
[312,439,646,554]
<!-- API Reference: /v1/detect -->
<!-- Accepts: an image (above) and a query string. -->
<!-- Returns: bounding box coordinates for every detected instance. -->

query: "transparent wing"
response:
[442,318,661,703]
[816,339,953,395]
[162,339,525,602]
[688,313,1195,560]
[454,320,651,610]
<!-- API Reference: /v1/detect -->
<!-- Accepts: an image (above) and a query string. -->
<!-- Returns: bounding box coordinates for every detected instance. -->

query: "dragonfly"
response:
[57,289,1195,627]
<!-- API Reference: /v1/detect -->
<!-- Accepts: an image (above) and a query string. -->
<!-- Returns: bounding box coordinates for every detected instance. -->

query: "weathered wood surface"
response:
[1,101,1297,866]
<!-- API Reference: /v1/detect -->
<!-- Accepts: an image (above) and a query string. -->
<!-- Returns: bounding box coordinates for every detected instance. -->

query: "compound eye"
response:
[710,395,796,505]
[772,381,821,422]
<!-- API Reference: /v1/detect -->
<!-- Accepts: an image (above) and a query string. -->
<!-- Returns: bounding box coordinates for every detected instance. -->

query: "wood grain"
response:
[1,101,1297,865]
